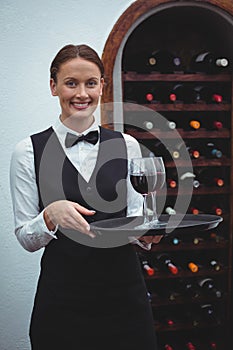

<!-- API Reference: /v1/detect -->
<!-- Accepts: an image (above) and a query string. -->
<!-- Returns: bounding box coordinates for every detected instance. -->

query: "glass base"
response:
[148,219,167,229]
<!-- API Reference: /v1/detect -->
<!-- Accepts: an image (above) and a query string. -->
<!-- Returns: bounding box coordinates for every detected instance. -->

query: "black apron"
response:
[29,126,158,350]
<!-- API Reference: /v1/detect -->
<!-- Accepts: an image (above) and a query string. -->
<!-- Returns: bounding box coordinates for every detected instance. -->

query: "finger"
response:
[73,202,96,216]
[68,208,96,238]
[152,235,163,244]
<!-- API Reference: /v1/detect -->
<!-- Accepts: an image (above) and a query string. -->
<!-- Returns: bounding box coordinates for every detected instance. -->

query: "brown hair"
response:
[50,44,104,83]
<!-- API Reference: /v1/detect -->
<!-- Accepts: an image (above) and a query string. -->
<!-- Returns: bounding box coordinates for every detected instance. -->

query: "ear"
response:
[50,78,57,96]
[99,78,104,96]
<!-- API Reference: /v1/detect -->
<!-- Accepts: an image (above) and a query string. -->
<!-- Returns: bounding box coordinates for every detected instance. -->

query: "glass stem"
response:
[151,191,158,222]
[143,195,150,225]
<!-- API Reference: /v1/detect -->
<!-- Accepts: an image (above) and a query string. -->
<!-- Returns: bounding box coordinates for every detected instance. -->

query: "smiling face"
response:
[50,57,104,131]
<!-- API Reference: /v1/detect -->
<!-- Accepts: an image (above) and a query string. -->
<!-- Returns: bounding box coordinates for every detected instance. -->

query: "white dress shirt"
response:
[10,118,151,252]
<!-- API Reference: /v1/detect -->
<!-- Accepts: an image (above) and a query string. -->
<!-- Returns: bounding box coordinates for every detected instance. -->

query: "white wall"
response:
[0,0,133,348]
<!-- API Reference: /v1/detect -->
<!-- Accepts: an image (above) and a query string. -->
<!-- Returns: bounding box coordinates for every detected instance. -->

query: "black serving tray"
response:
[90,214,223,237]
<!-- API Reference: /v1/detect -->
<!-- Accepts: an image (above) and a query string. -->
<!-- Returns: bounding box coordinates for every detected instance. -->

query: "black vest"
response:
[30,126,157,350]
[30,126,141,286]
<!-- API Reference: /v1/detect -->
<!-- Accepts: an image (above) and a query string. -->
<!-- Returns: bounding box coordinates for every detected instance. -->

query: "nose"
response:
[76,84,88,99]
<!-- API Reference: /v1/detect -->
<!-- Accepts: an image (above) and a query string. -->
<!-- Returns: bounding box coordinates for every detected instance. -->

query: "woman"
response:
[10,44,160,350]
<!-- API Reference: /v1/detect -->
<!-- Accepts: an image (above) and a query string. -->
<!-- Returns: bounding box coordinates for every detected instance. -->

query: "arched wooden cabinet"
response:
[101,1,233,349]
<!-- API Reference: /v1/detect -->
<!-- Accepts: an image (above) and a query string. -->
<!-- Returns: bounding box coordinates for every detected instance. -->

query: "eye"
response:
[87,80,98,87]
[66,80,77,88]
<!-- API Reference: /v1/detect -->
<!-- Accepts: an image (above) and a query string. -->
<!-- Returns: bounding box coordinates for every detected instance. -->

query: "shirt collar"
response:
[52,116,100,148]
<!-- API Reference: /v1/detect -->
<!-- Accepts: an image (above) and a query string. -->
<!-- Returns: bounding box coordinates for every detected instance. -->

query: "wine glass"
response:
[129,157,157,228]
[150,156,166,226]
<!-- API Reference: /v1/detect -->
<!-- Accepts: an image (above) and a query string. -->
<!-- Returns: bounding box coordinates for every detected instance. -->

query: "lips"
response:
[71,102,90,110]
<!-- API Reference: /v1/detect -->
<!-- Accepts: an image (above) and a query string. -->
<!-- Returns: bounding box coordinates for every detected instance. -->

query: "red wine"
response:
[130,174,156,194]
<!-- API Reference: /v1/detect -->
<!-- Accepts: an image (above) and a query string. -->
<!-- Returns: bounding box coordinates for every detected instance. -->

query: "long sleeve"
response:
[10,137,57,252]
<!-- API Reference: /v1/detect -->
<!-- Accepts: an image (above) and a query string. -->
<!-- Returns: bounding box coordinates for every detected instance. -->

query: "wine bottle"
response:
[189,120,201,130]
[138,253,155,276]
[165,289,181,302]
[180,171,200,189]
[187,146,200,159]
[147,291,152,303]
[167,178,177,189]
[180,280,201,299]
[193,237,204,245]
[171,236,181,245]
[194,85,223,104]
[209,205,223,216]
[186,341,196,350]
[153,140,179,160]
[147,49,182,73]
[124,115,155,131]
[197,169,225,187]
[190,51,229,74]
[187,261,199,273]
[164,344,174,350]
[198,278,222,298]
[204,142,223,159]
[169,83,197,103]
[144,88,163,103]
[210,120,223,130]
[122,50,152,73]
[208,340,218,349]
[209,259,223,271]
[186,308,201,327]
[157,253,179,275]
[165,206,176,215]
[200,304,216,322]
[209,232,225,243]
[188,206,200,215]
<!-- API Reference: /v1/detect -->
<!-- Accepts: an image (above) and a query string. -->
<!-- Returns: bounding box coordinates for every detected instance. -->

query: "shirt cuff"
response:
[40,210,58,239]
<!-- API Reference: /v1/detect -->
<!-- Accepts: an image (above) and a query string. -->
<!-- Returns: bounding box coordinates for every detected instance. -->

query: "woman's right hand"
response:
[43,200,96,238]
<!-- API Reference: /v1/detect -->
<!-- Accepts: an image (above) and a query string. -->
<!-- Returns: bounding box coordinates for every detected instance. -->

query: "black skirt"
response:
[29,236,158,350]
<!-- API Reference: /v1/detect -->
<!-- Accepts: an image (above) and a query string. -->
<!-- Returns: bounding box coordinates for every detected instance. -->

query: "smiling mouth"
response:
[71,102,90,110]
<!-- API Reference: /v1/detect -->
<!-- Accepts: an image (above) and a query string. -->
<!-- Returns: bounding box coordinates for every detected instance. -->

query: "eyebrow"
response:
[64,76,100,81]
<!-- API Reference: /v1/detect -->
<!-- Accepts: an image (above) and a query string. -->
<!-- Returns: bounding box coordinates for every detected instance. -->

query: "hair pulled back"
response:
[50,44,104,83]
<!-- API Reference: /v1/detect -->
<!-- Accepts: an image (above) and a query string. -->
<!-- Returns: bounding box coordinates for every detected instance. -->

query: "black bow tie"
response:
[65,130,99,148]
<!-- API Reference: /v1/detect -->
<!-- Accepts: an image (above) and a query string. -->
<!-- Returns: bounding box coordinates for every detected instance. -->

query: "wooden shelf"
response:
[148,240,228,253]
[123,103,231,112]
[144,268,228,281]
[165,157,231,167]
[154,320,223,333]
[123,72,232,82]
[151,293,227,307]
[126,128,230,139]
[167,186,229,196]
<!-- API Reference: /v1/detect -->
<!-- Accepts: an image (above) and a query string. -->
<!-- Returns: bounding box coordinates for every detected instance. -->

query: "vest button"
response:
[86,186,92,193]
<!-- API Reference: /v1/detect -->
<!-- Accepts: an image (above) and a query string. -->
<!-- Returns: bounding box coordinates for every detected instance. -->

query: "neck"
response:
[61,115,95,133]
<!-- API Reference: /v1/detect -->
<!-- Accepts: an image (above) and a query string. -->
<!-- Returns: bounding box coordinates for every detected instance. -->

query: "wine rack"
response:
[101,0,233,348]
